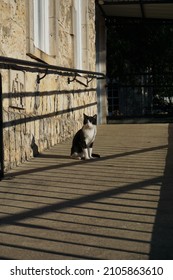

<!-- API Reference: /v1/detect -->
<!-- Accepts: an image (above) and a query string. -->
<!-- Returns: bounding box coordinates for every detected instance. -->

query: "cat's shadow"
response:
[31,136,39,157]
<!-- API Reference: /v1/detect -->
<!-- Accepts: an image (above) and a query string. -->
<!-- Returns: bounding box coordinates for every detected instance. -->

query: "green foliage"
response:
[107,19,173,76]
[107,19,173,105]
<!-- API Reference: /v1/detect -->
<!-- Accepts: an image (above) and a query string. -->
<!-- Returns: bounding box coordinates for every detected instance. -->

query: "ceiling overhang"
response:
[97,0,173,20]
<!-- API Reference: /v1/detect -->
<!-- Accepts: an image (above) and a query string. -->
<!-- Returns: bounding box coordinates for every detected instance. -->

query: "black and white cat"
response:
[71,114,100,160]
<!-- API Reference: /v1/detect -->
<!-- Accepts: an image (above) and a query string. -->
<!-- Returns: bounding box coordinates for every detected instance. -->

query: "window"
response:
[73,0,89,70]
[33,0,49,54]
[26,0,56,63]
[73,0,82,69]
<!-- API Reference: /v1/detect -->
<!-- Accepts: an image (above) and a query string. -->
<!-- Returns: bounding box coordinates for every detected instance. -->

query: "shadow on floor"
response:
[149,124,173,259]
[4,144,167,178]
[1,125,172,259]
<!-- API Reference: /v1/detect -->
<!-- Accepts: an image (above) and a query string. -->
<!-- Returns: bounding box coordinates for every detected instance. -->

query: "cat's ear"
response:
[83,114,89,120]
[93,114,97,119]
[83,114,88,124]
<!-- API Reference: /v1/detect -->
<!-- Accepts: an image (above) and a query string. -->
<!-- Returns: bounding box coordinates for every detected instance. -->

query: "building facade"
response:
[0,0,106,173]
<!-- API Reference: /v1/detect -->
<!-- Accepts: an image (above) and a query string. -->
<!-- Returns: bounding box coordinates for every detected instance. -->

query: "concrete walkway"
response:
[0,124,173,260]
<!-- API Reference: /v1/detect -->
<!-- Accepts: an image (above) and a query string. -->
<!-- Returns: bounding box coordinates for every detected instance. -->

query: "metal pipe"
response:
[0,73,4,179]
[0,56,105,78]
[102,0,173,5]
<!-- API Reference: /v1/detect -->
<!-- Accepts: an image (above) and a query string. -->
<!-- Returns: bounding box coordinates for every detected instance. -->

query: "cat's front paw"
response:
[84,156,90,160]
[71,154,81,160]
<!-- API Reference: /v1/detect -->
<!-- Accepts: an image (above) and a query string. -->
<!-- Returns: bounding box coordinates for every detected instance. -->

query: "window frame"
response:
[33,0,50,54]
[73,0,89,70]
[26,0,56,63]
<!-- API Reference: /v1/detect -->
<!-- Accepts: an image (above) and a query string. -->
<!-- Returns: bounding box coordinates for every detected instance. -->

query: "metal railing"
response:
[0,56,105,79]
[0,56,105,179]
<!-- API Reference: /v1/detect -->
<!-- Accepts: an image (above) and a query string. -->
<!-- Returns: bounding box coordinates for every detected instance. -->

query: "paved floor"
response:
[0,123,173,260]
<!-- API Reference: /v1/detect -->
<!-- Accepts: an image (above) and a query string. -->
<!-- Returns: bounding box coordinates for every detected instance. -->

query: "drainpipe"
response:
[0,73,4,179]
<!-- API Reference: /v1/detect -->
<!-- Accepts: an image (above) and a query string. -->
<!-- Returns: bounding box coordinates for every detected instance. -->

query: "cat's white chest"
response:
[83,126,97,146]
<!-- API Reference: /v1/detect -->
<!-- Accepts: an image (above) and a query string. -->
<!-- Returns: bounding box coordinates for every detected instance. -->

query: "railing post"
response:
[0,73,4,179]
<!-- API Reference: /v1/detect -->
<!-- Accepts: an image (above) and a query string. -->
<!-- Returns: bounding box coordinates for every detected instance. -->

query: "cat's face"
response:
[83,114,97,128]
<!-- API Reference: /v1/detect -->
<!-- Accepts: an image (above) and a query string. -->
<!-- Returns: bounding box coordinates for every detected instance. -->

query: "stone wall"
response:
[0,0,98,172]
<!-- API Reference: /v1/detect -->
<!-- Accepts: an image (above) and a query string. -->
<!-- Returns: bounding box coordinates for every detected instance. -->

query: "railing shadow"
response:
[0,175,162,259]
[0,138,170,259]
[5,144,167,178]
[149,124,173,259]
[0,176,162,226]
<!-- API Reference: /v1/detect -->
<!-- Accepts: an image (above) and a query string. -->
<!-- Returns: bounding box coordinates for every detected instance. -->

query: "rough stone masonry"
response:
[0,0,99,172]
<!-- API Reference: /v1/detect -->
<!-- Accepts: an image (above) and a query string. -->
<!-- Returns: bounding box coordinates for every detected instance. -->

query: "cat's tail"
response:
[92,153,100,158]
